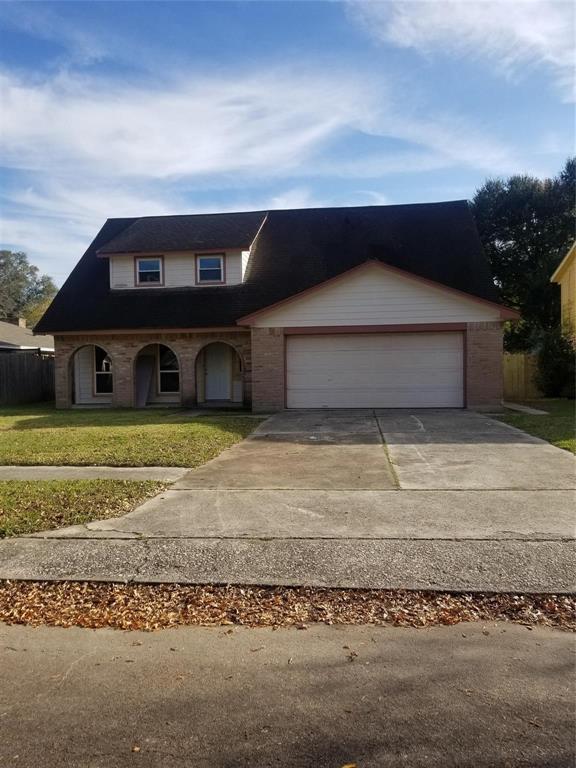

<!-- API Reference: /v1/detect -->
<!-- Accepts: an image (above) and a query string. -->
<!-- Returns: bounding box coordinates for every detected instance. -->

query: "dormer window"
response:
[196,254,224,284]
[136,257,163,285]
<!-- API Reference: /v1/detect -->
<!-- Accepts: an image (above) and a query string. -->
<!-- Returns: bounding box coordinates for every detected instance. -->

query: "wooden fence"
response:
[503,353,542,401]
[0,352,55,405]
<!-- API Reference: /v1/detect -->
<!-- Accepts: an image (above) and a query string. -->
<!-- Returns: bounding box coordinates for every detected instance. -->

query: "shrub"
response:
[535,328,575,398]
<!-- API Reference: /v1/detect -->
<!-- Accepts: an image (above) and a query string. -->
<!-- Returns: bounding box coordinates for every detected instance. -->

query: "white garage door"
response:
[286,333,464,408]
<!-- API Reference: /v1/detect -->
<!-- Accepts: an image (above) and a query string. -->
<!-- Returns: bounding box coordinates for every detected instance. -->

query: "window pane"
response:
[138,258,161,283]
[94,347,112,373]
[139,259,161,271]
[95,373,113,393]
[138,270,161,283]
[160,371,180,392]
[198,268,222,282]
[158,346,178,371]
[198,256,223,282]
[199,257,221,270]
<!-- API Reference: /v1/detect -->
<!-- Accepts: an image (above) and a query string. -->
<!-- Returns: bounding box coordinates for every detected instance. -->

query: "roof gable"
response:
[551,241,576,283]
[240,260,513,327]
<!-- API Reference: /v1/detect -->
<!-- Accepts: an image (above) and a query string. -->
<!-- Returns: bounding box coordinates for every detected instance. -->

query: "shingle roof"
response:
[35,201,501,334]
[97,211,267,254]
[0,321,54,350]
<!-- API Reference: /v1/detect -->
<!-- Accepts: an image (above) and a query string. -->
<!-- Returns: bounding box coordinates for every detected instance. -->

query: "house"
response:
[551,241,576,337]
[34,201,518,411]
[0,319,54,354]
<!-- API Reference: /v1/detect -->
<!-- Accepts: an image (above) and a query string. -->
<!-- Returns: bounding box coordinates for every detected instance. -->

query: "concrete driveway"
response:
[1,409,574,591]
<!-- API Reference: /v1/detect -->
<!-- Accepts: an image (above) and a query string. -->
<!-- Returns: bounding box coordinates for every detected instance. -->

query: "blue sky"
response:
[0,0,574,283]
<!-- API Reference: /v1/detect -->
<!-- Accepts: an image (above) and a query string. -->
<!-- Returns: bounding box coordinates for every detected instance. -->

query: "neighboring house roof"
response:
[551,241,576,283]
[0,321,54,351]
[35,201,503,334]
[97,211,267,254]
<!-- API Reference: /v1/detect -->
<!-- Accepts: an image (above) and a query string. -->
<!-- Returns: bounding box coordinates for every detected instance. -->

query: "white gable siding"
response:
[251,264,500,327]
[241,250,250,280]
[109,250,245,289]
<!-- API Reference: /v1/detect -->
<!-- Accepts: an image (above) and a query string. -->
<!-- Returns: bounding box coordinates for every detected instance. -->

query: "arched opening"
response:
[71,344,113,405]
[134,343,181,407]
[196,342,243,406]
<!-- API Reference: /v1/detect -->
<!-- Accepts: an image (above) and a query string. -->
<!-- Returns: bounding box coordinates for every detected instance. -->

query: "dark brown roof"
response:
[97,211,266,254]
[35,201,501,333]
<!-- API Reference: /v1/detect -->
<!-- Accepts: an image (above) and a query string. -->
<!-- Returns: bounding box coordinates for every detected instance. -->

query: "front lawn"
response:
[497,399,575,454]
[0,406,262,466]
[0,480,164,538]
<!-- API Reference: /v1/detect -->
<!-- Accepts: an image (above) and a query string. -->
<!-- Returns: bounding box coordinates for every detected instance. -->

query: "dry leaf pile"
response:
[0,581,574,632]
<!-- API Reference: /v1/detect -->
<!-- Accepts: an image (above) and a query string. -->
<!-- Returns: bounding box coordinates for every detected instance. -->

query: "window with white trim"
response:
[158,344,180,393]
[94,346,113,394]
[136,257,162,285]
[197,254,224,284]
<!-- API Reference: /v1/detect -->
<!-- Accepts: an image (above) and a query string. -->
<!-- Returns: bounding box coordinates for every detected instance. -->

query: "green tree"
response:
[472,158,575,351]
[0,250,57,325]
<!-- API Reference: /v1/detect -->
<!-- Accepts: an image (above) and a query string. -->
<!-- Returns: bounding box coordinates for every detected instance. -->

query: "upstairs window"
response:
[94,346,113,394]
[136,257,163,285]
[196,254,224,284]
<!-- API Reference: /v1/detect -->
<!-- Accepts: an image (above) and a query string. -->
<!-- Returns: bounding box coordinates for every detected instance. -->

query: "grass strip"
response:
[0,480,165,537]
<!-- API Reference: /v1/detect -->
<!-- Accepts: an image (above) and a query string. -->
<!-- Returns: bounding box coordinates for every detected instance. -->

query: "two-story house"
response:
[35,201,518,411]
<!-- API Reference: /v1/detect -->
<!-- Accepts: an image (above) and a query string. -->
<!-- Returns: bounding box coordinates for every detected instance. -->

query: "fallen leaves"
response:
[0,582,573,632]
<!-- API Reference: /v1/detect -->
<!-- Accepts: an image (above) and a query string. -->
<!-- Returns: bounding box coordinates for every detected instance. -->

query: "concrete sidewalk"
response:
[0,466,188,481]
[0,409,574,591]
[1,622,574,767]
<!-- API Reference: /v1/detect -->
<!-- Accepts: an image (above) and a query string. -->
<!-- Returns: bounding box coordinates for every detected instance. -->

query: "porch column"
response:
[111,352,135,408]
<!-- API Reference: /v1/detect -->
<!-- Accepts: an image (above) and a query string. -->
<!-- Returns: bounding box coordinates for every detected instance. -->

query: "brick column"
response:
[111,352,134,408]
[466,322,503,410]
[54,337,73,408]
[250,327,285,412]
[178,345,199,407]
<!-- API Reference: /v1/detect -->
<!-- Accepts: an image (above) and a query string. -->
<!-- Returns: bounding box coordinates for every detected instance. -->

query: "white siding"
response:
[164,253,196,287]
[109,256,133,289]
[287,333,464,408]
[109,250,245,289]
[73,346,112,405]
[252,263,500,327]
[226,252,243,285]
[241,250,250,280]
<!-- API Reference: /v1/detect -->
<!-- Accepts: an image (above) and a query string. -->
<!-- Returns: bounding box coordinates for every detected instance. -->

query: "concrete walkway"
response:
[0,409,574,591]
[0,466,188,481]
[1,622,574,767]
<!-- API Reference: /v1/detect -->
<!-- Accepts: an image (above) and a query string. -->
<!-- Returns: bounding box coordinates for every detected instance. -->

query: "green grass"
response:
[497,399,576,454]
[0,480,164,538]
[0,406,262,466]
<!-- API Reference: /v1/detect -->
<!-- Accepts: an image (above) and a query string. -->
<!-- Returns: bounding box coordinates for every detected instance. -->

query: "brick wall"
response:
[250,327,285,412]
[54,331,251,408]
[466,322,503,410]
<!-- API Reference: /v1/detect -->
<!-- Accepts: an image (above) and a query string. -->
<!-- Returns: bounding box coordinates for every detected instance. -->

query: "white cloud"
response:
[349,0,575,101]
[0,70,375,179]
[0,66,523,279]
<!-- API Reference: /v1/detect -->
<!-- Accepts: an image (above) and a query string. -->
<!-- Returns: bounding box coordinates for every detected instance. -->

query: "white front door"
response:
[205,344,232,400]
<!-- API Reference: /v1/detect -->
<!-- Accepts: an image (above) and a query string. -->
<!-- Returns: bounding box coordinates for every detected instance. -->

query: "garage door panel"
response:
[286,333,464,409]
